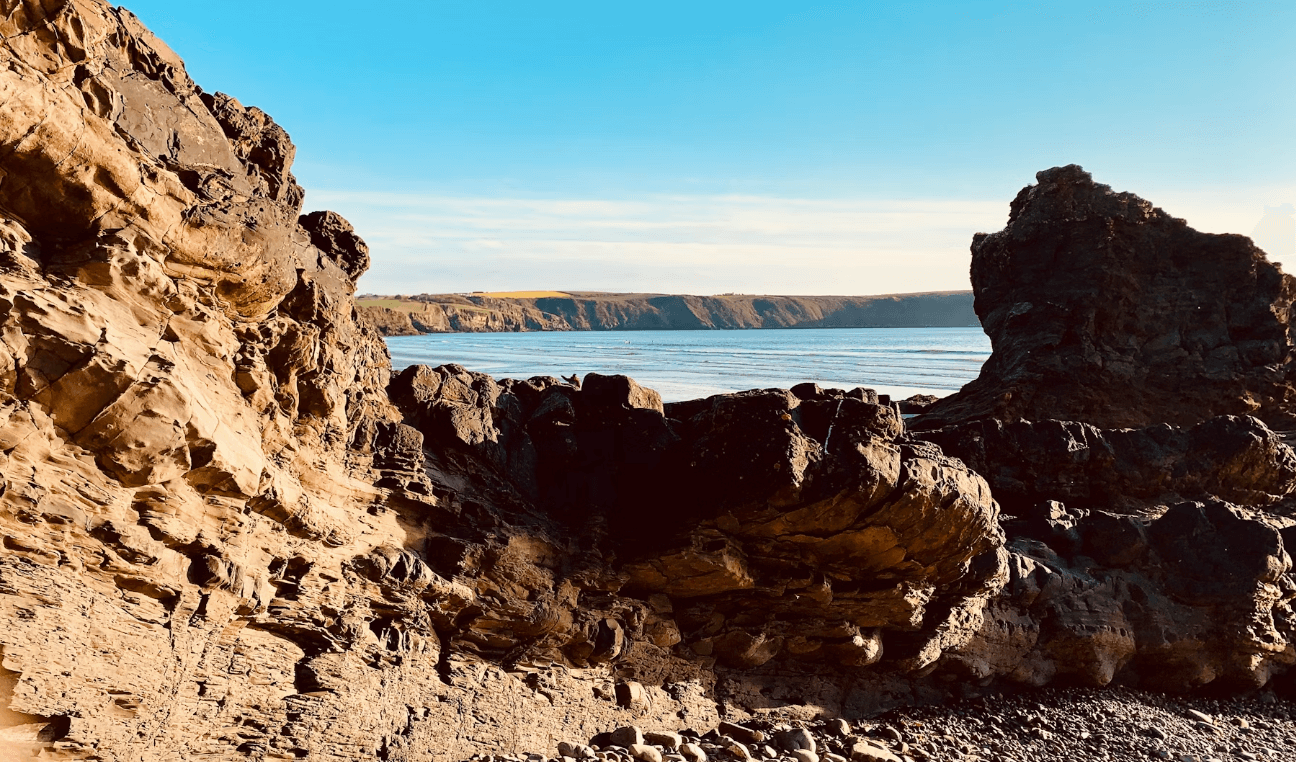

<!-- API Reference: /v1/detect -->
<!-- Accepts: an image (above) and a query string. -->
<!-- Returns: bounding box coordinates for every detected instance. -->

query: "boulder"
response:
[917,165,1296,430]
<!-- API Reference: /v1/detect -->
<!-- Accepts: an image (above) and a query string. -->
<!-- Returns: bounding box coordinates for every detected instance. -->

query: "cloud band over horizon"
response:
[316,185,1296,297]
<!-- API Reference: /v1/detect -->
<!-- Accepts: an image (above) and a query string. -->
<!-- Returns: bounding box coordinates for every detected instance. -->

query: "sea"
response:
[385,327,990,404]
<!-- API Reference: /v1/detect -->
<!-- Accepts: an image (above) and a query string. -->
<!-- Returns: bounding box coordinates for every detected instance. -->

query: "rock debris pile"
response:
[0,2,1293,760]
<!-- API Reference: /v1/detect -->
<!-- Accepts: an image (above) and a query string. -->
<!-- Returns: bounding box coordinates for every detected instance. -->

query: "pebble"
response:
[848,739,901,762]
[646,733,683,751]
[775,729,816,754]
[629,745,663,762]
[719,722,765,746]
[611,728,646,748]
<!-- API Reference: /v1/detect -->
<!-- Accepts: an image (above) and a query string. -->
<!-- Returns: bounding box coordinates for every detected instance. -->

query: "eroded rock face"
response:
[916,414,1296,515]
[387,369,1007,675]
[950,501,1295,691]
[900,166,1296,694]
[917,165,1296,431]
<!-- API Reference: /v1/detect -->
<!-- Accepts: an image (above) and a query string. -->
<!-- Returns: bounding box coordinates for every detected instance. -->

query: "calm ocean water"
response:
[386,327,990,403]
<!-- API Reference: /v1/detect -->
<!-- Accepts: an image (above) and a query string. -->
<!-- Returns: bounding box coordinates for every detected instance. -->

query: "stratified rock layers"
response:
[0,5,1293,762]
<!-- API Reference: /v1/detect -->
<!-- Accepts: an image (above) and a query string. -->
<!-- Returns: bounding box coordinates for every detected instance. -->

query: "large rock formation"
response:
[916,165,1296,430]
[390,369,1006,674]
[907,168,1296,696]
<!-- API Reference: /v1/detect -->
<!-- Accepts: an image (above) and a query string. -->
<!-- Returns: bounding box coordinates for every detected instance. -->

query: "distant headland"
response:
[358,290,978,334]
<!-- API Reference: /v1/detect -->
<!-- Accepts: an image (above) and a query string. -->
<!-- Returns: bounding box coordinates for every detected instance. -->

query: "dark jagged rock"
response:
[387,367,1005,675]
[951,501,1295,692]
[915,414,1296,515]
[300,210,371,282]
[917,165,1296,431]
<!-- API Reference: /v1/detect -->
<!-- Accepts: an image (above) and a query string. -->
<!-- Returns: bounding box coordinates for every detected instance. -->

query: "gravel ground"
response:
[469,687,1295,762]
[871,686,1295,761]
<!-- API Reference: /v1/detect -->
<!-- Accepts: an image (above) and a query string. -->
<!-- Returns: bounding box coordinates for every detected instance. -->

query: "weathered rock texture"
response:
[917,414,1296,516]
[358,291,979,335]
[917,165,1296,430]
[906,168,1296,697]
[0,2,719,758]
[0,6,1293,761]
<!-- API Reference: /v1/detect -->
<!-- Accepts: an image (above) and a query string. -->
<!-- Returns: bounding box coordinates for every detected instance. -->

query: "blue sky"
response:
[125,1,1295,295]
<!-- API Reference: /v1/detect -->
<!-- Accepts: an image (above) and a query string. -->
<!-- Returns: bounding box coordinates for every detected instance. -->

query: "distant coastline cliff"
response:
[358,290,978,334]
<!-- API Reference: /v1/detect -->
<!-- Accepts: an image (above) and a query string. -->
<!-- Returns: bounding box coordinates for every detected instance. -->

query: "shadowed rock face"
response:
[916,414,1296,516]
[917,165,1296,431]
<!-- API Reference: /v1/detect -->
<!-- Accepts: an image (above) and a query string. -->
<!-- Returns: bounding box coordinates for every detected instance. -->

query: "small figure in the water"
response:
[563,373,580,388]
[1253,203,1295,259]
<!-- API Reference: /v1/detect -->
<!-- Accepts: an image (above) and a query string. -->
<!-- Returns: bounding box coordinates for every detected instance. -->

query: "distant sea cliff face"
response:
[358,291,979,335]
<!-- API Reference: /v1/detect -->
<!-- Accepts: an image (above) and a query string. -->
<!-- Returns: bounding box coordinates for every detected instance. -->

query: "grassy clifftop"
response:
[358,290,978,335]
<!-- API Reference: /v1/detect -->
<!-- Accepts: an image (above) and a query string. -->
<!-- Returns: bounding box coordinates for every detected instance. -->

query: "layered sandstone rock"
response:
[0,4,1021,759]
[916,165,1296,431]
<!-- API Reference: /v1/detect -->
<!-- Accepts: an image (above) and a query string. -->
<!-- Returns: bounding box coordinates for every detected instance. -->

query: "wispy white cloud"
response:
[309,185,1295,295]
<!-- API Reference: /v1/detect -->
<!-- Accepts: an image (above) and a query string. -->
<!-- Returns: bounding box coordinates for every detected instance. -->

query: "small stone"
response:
[776,729,816,754]
[725,741,753,761]
[1186,710,1213,724]
[719,723,765,746]
[617,682,649,711]
[760,746,777,759]
[1146,728,1168,741]
[849,740,901,762]
[825,720,851,737]
[647,733,684,751]
[630,745,663,762]
[824,755,848,762]
[791,751,818,762]
[612,728,646,749]
[680,744,708,762]
[561,743,598,760]
[880,728,902,745]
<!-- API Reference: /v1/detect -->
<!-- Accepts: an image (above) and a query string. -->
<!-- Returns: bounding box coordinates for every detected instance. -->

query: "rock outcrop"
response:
[917,414,1296,515]
[905,168,1296,695]
[916,165,1296,431]
[390,368,1007,676]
